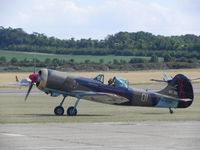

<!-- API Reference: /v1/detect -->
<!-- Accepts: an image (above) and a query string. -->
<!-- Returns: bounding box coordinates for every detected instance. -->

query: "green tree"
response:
[113,59,119,64]
[52,58,60,67]
[10,57,18,64]
[129,58,146,63]
[0,56,6,64]
[69,59,75,63]
[85,59,90,64]
[44,58,51,65]
[164,54,173,62]
[150,55,159,63]
[99,59,104,64]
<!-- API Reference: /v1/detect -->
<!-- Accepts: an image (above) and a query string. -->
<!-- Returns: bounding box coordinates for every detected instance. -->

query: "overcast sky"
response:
[1,0,200,39]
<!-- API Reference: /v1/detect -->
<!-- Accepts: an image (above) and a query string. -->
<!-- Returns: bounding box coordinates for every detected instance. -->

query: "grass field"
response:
[0,50,163,63]
[1,69,200,87]
[0,69,200,123]
[0,91,199,124]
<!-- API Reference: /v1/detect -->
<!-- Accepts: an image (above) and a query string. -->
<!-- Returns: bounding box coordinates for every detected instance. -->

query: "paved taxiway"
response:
[0,122,200,150]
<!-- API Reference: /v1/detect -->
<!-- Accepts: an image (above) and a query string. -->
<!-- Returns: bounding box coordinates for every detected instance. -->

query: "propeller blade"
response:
[25,83,34,101]
[33,55,36,73]
[34,66,35,73]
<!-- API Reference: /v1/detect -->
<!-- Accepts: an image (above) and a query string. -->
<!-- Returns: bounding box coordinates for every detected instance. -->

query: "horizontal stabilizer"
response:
[151,73,172,83]
[150,79,168,82]
[190,77,200,81]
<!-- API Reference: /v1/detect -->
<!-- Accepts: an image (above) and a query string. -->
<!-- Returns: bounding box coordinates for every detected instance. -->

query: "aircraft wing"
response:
[72,91,129,105]
[8,83,18,85]
[150,79,168,82]
[8,82,31,86]
[151,77,200,82]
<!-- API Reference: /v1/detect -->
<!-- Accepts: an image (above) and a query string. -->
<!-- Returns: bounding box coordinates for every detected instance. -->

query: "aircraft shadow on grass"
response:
[24,114,112,117]
[141,112,169,115]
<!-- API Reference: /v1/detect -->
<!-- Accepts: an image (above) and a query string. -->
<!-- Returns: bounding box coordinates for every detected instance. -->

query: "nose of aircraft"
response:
[25,73,40,101]
[25,69,48,101]
[29,73,39,83]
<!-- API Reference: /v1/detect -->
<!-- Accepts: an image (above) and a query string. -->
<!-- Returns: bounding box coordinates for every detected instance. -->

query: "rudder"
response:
[158,74,194,108]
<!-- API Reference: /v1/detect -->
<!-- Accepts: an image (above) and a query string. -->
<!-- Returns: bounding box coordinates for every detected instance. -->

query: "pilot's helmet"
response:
[108,78,113,84]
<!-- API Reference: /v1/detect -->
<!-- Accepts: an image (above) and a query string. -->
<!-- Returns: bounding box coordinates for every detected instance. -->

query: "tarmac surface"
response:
[0,122,200,150]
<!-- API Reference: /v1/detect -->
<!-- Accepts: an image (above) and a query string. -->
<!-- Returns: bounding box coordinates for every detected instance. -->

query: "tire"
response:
[170,109,173,114]
[67,106,77,116]
[54,106,64,116]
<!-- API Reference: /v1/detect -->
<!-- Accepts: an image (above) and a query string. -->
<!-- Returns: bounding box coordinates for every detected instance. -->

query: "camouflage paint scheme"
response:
[36,69,193,109]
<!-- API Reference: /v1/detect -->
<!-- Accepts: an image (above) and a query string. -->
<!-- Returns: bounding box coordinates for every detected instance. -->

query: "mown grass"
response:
[0,90,199,124]
[0,50,163,63]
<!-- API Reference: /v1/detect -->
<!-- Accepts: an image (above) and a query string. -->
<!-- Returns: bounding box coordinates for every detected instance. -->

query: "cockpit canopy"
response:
[114,77,129,88]
[93,74,104,84]
[94,74,129,88]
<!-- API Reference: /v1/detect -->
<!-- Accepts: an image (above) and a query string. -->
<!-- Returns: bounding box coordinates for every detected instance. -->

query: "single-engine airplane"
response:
[9,76,31,87]
[25,69,196,116]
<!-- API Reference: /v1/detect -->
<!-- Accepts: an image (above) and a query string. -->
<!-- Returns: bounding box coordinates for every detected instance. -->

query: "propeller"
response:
[24,55,38,101]
[25,83,34,101]
[24,73,40,101]
[33,55,36,73]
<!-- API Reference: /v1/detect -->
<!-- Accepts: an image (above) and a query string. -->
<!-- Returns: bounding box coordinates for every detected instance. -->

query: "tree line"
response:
[0,55,160,67]
[1,55,199,72]
[0,26,200,59]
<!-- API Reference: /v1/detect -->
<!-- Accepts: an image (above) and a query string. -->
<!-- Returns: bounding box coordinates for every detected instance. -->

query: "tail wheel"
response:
[54,106,64,116]
[67,106,77,116]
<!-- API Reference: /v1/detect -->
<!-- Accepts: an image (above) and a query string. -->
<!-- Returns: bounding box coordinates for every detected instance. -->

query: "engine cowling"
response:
[36,69,48,91]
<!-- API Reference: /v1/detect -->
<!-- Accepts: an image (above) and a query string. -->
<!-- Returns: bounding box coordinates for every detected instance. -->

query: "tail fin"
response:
[16,76,19,82]
[163,73,172,81]
[151,73,172,82]
[163,73,168,81]
[158,74,194,108]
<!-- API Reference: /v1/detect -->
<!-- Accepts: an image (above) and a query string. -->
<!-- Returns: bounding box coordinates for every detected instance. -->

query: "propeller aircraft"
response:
[9,76,31,87]
[25,69,195,116]
[9,56,37,88]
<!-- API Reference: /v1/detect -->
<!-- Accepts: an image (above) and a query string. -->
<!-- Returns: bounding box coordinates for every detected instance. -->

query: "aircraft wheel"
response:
[67,106,77,116]
[170,110,173,114]
[54,106,64,116]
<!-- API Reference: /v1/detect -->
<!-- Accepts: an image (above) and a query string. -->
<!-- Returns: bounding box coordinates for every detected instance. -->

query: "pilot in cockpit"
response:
[108,77,116,86]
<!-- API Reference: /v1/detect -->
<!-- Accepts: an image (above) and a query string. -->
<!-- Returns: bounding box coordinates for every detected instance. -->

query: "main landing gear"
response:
[54,96,80,116]
[169,107,174,114]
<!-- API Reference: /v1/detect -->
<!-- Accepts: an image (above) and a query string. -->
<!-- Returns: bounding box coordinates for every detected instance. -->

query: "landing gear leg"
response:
[169,107,174,114]
[54,96,67,116]
[67,97,80,116]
